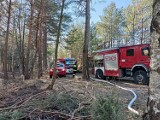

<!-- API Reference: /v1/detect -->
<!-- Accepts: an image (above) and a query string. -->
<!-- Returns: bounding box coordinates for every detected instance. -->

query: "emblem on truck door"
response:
[121,59,126,62]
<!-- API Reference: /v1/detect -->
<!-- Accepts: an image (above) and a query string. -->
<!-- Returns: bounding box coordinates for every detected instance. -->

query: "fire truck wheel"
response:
[96,69,104,79]
[133,70,148,85]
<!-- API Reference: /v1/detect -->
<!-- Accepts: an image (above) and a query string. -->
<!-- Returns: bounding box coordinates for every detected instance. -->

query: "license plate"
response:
[67,68,73,73]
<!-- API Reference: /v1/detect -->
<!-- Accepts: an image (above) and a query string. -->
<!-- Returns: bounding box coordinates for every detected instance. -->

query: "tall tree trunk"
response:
[29,10,41,78]
[110,25,113,47]
[42,2,48,70]
[47,0,65,90]
[15,19,25,75]
[141,8,144,44]
[11,44,15,78]
[82,0,90,80]
[132,7,135,44]
[43,25,48,69]
[3,0,12,80]
[38,24,43,79]
[144,0,160,119]
[11,19,15,78]
[0,15,2,71]
[37,0,44,79]
[21,19,26,75]
[25,0,34,79]
[0,48,3,71]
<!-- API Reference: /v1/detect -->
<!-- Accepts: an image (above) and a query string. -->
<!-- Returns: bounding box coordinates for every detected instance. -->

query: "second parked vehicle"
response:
[49,63,66,78]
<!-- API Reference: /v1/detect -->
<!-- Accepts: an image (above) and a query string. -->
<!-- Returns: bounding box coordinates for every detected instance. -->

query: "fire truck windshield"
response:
[66,60,76,65]
[94,60,104,67]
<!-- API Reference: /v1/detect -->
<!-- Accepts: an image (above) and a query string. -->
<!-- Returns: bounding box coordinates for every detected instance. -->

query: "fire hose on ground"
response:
[90,77,139,115]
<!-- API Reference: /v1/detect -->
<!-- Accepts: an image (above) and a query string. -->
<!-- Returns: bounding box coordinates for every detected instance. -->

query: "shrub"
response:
[0,112,11,120]
[11,110,24,120]
[53,93,79,113]
[91,96,125,120]
[0,110,24,120]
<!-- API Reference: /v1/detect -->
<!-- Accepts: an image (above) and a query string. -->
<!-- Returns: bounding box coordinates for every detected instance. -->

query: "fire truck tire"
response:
[133,70,148,85]
[96,69,104,79]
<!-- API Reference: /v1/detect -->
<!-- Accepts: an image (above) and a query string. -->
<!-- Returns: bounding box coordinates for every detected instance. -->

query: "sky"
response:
[90,0,132,23]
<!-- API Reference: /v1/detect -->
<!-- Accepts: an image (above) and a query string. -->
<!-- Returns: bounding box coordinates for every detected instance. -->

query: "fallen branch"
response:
[0,90,46,111]
[70,98,92,120]
[31,109,71,119]
[29,108,91,120]
[29,108,38,120]
[73,115,92,120]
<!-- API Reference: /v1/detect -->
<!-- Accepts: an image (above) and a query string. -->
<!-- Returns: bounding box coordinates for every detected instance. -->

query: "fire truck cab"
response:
[57,58,77,74]
[94,44,150,85]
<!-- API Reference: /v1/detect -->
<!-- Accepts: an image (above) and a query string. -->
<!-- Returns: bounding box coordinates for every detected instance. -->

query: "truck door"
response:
[104,51,120,77]
[120,47,137,68]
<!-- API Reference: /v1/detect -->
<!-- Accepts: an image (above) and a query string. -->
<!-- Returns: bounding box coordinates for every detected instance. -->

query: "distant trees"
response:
[0,0,71,81]
[124,0,152,45]
[25,0,34,79]
[96,0,152,48]
[65,25,84,59]
[97,2,124,48]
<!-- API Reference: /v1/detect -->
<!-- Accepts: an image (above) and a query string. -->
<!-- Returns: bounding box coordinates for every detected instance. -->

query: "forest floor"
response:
[0,73,148,120]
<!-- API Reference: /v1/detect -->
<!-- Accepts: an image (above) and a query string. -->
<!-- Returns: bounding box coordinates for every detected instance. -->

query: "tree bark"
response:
[132,7,135,44]
[43,24,48,70]
[37,0,44,79]
[82,0,90,80]
[3,0,12,80]
[21,18,26,75]
[47,0,65,90]
[42,1,48,70]
[144,0,160,119]
[141,8,144,44]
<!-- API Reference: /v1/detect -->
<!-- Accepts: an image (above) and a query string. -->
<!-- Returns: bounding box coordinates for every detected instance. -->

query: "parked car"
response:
[49,63,66,78]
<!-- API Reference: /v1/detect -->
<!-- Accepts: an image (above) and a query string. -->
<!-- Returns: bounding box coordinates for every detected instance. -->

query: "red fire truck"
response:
[94,44,150,85]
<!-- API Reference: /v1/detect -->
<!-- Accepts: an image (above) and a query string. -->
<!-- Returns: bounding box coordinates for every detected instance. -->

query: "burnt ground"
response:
[0,74,148,120]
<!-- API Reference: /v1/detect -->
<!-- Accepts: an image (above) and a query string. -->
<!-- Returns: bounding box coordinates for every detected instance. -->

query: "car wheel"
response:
[50,75,53,79]
[133,70,149,85]
[96,69,104,79]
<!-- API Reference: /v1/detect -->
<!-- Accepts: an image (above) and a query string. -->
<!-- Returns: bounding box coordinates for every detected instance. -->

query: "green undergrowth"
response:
[91,96,125,120]
[0,110,24,120]
[0,91,133,120]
